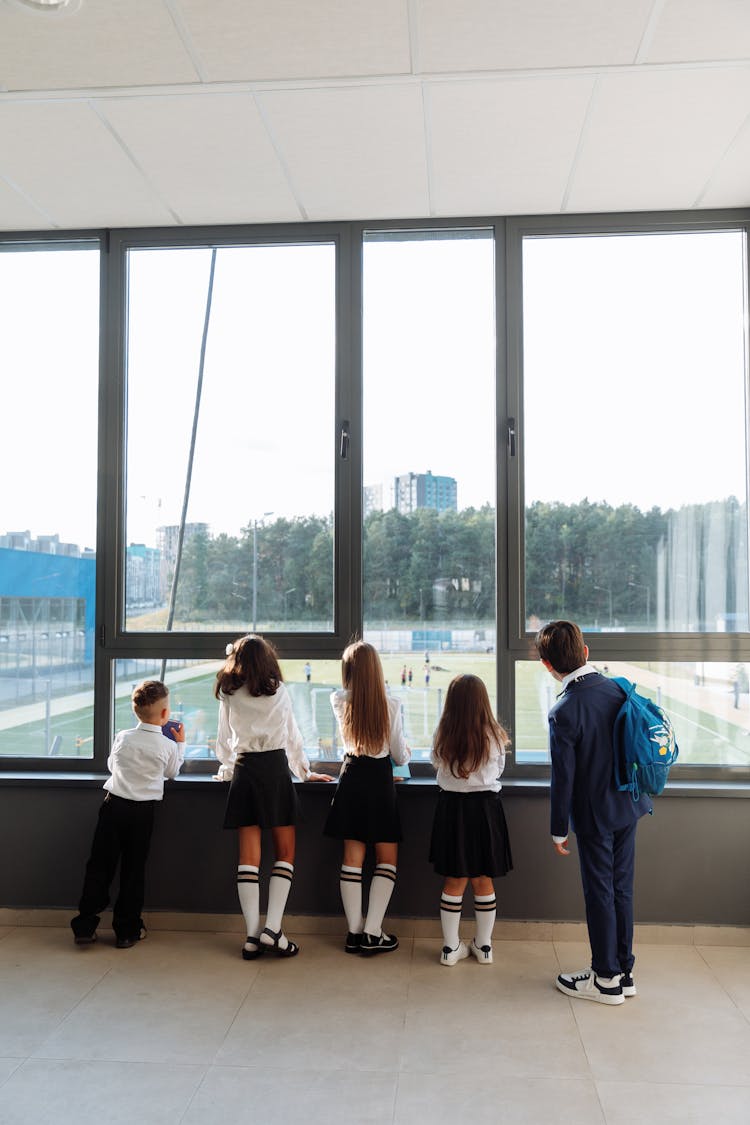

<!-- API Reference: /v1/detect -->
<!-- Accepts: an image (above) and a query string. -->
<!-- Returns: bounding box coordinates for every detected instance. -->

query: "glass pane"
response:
[0,245,99,758]
[515,658,750,766]
[522,230,748,633]
[124,243,336,632]
[362,229,497,742]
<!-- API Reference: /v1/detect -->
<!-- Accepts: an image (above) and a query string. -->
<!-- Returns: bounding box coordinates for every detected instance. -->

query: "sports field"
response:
[1,652,749,767]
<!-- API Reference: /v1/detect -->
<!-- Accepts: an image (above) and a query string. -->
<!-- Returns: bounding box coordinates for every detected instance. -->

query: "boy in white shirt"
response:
[71,680,185,948]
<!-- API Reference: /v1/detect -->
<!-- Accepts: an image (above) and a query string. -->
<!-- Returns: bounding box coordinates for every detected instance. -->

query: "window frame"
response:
[1,211,749,781]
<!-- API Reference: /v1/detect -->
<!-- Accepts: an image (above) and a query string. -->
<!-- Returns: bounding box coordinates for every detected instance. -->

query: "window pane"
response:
[124,243,336,632]
[0,245,98,758]
[523,230,748,633]
[362,229,497,744]
[515,658,750,766]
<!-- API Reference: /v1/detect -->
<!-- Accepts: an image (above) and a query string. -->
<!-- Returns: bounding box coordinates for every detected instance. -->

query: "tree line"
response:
[172,497,746,629]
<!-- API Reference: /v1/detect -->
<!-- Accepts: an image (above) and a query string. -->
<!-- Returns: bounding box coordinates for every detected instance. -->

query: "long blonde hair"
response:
[432,674,509,779]
[339,640,390,756]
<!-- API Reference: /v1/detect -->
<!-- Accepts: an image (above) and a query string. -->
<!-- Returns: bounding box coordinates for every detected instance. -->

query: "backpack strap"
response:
[611,677,634,793]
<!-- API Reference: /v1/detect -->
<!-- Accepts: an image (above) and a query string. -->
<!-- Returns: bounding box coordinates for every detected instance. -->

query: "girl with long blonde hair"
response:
[323,640,410,955]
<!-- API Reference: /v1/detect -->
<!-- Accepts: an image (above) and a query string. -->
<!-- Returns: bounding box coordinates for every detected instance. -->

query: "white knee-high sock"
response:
[237,865,260,939]
[474,892,497,948]
[264,861,294,948]
[440,892,463,950]
[364,863,397,938]
[340,865,364,933]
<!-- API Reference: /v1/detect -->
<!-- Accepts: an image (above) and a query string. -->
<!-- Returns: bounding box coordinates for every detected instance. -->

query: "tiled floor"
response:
[1,923,749,1124]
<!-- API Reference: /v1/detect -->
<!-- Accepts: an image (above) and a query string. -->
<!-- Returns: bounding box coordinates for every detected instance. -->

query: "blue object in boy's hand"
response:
[162,720,182,741]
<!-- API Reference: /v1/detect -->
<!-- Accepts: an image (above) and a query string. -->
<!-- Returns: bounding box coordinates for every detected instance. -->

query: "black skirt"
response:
[223,749,299,829]
[429,789,513,878]
[323,754,402,844]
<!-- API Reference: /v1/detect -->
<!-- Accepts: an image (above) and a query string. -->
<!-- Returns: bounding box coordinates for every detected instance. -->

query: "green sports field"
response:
[1,653,748,766]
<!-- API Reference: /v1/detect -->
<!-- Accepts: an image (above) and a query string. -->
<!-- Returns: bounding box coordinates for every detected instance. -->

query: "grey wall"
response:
[1,779,748,925]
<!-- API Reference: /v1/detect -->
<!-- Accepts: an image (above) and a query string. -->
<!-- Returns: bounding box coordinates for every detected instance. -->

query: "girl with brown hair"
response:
[323,640,410,955]
[214,634,330,960]
[429,673,513,967]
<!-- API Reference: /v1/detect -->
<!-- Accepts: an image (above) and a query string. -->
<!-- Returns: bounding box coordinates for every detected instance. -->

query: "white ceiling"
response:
[1,0,749,231]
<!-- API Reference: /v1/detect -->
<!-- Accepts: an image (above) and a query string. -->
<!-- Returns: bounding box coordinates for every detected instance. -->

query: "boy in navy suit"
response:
[536,621,651,1005]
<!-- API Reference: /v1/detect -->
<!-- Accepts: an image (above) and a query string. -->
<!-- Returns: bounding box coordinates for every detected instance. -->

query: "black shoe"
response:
[242,936,265,961]
[621,972,637,996]
[73,933,97,946]
[115,927,147,949]
[345,932,363,954]
[259,926,300,957]
[360,931,398,956]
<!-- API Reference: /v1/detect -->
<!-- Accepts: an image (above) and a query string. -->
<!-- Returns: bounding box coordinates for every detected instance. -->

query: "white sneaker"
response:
[470,938,493,965]
[620,972,637,997]
[556,968,624,1005]
[440,941,469,967]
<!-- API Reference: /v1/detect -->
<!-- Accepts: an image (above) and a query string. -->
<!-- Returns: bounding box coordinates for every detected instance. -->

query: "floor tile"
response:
[0,1058,24,1087]
[0,1058,206,1125]
[597,1080,750,1123]
[182,1065,397,1124]
[395,1072,605,1124]
[697,945,750,1018]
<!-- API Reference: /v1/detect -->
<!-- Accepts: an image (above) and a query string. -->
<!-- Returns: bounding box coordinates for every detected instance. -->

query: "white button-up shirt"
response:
[431,735,506,792]
[104,722,184,801]
[215,682,310,781]
[330,690,411,764]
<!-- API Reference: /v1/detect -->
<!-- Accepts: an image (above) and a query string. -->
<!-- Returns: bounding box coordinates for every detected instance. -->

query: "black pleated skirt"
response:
[429,789,513,878]
[223,749,298,829]
[323,754,402,843]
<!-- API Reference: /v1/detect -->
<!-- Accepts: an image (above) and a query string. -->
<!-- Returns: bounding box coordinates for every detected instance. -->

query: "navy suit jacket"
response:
[548,671,652,839]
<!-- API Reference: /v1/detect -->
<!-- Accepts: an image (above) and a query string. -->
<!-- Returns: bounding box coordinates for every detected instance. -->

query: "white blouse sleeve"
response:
[282,687,310,781]
[213,696,235,781]
[387,696,411,766]
[491,734,507,779]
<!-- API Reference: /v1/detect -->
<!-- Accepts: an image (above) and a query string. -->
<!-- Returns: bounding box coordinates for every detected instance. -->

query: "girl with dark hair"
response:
[323,640,410,955]
[429,674,513,967]
[214,634,330,960]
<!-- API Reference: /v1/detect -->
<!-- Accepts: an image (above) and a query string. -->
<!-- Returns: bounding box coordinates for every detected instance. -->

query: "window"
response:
[362,228,497,755]
[0,241,99,760]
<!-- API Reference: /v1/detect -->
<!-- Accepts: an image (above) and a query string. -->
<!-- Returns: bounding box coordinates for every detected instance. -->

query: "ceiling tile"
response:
[700,121,750,208]
[645,0,750,63]
[100,93,301,225]
[428,75,594,215]
[416,0,654,73]
[0,102,174,228]
[258,85,429,220]
[567,67,750,212]
[0,0,198,91]
[0,175,53,230]
[176,0,411,81]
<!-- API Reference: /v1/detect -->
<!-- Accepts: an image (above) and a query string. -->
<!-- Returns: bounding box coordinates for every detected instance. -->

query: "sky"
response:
[0,228,747,552]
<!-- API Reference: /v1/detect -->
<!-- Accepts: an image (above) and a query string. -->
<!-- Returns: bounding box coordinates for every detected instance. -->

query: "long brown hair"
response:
[214,634,282,698]
[339,640,390,756]
[432,674,509,779]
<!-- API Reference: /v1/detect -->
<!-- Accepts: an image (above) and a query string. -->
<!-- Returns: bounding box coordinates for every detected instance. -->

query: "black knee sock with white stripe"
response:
[364,864,397,938]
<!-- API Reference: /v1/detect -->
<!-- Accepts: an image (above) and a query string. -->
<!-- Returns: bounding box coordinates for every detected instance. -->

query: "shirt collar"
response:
[560,662,598,692]
[137,721,164,733]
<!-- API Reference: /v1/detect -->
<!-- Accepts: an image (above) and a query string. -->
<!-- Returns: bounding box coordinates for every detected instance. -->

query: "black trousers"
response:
[576,820,638,979]
[71,794,156,941]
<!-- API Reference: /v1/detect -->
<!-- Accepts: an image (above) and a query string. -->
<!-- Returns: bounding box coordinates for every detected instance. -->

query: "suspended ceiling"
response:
[0,0,749,231]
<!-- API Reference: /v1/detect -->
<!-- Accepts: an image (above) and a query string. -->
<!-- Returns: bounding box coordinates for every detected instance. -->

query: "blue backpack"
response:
[611,677,679,799]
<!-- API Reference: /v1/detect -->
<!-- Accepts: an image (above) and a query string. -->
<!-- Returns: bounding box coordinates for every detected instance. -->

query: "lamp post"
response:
[594,584,613,626]
[628,581,651,628]
[252,512,274,631]
[283,588,296,623]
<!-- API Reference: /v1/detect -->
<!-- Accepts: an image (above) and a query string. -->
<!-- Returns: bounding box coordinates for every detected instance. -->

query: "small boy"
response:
[71,680,185,948]
[535,621,651,1005]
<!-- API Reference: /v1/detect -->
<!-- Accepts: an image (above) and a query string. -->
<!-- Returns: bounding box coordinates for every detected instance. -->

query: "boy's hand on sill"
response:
[307,772,334,782]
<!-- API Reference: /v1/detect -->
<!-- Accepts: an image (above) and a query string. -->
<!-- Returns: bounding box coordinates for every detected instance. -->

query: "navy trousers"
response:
[576,820,638,978]
[71,794,155,941]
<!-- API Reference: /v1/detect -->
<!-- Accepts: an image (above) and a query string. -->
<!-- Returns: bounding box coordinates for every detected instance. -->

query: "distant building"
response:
[394,471,457,514]
[156,523,209,566]
[363,484,384,517]
[126,543,162,606]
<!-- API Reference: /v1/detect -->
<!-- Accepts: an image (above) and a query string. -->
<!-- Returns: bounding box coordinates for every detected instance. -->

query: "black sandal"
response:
[242,936,265,961]
[259,926,299,957]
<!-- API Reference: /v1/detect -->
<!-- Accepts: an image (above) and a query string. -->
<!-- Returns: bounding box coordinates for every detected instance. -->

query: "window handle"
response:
[340,420,350,460]
[507,417,516,457]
